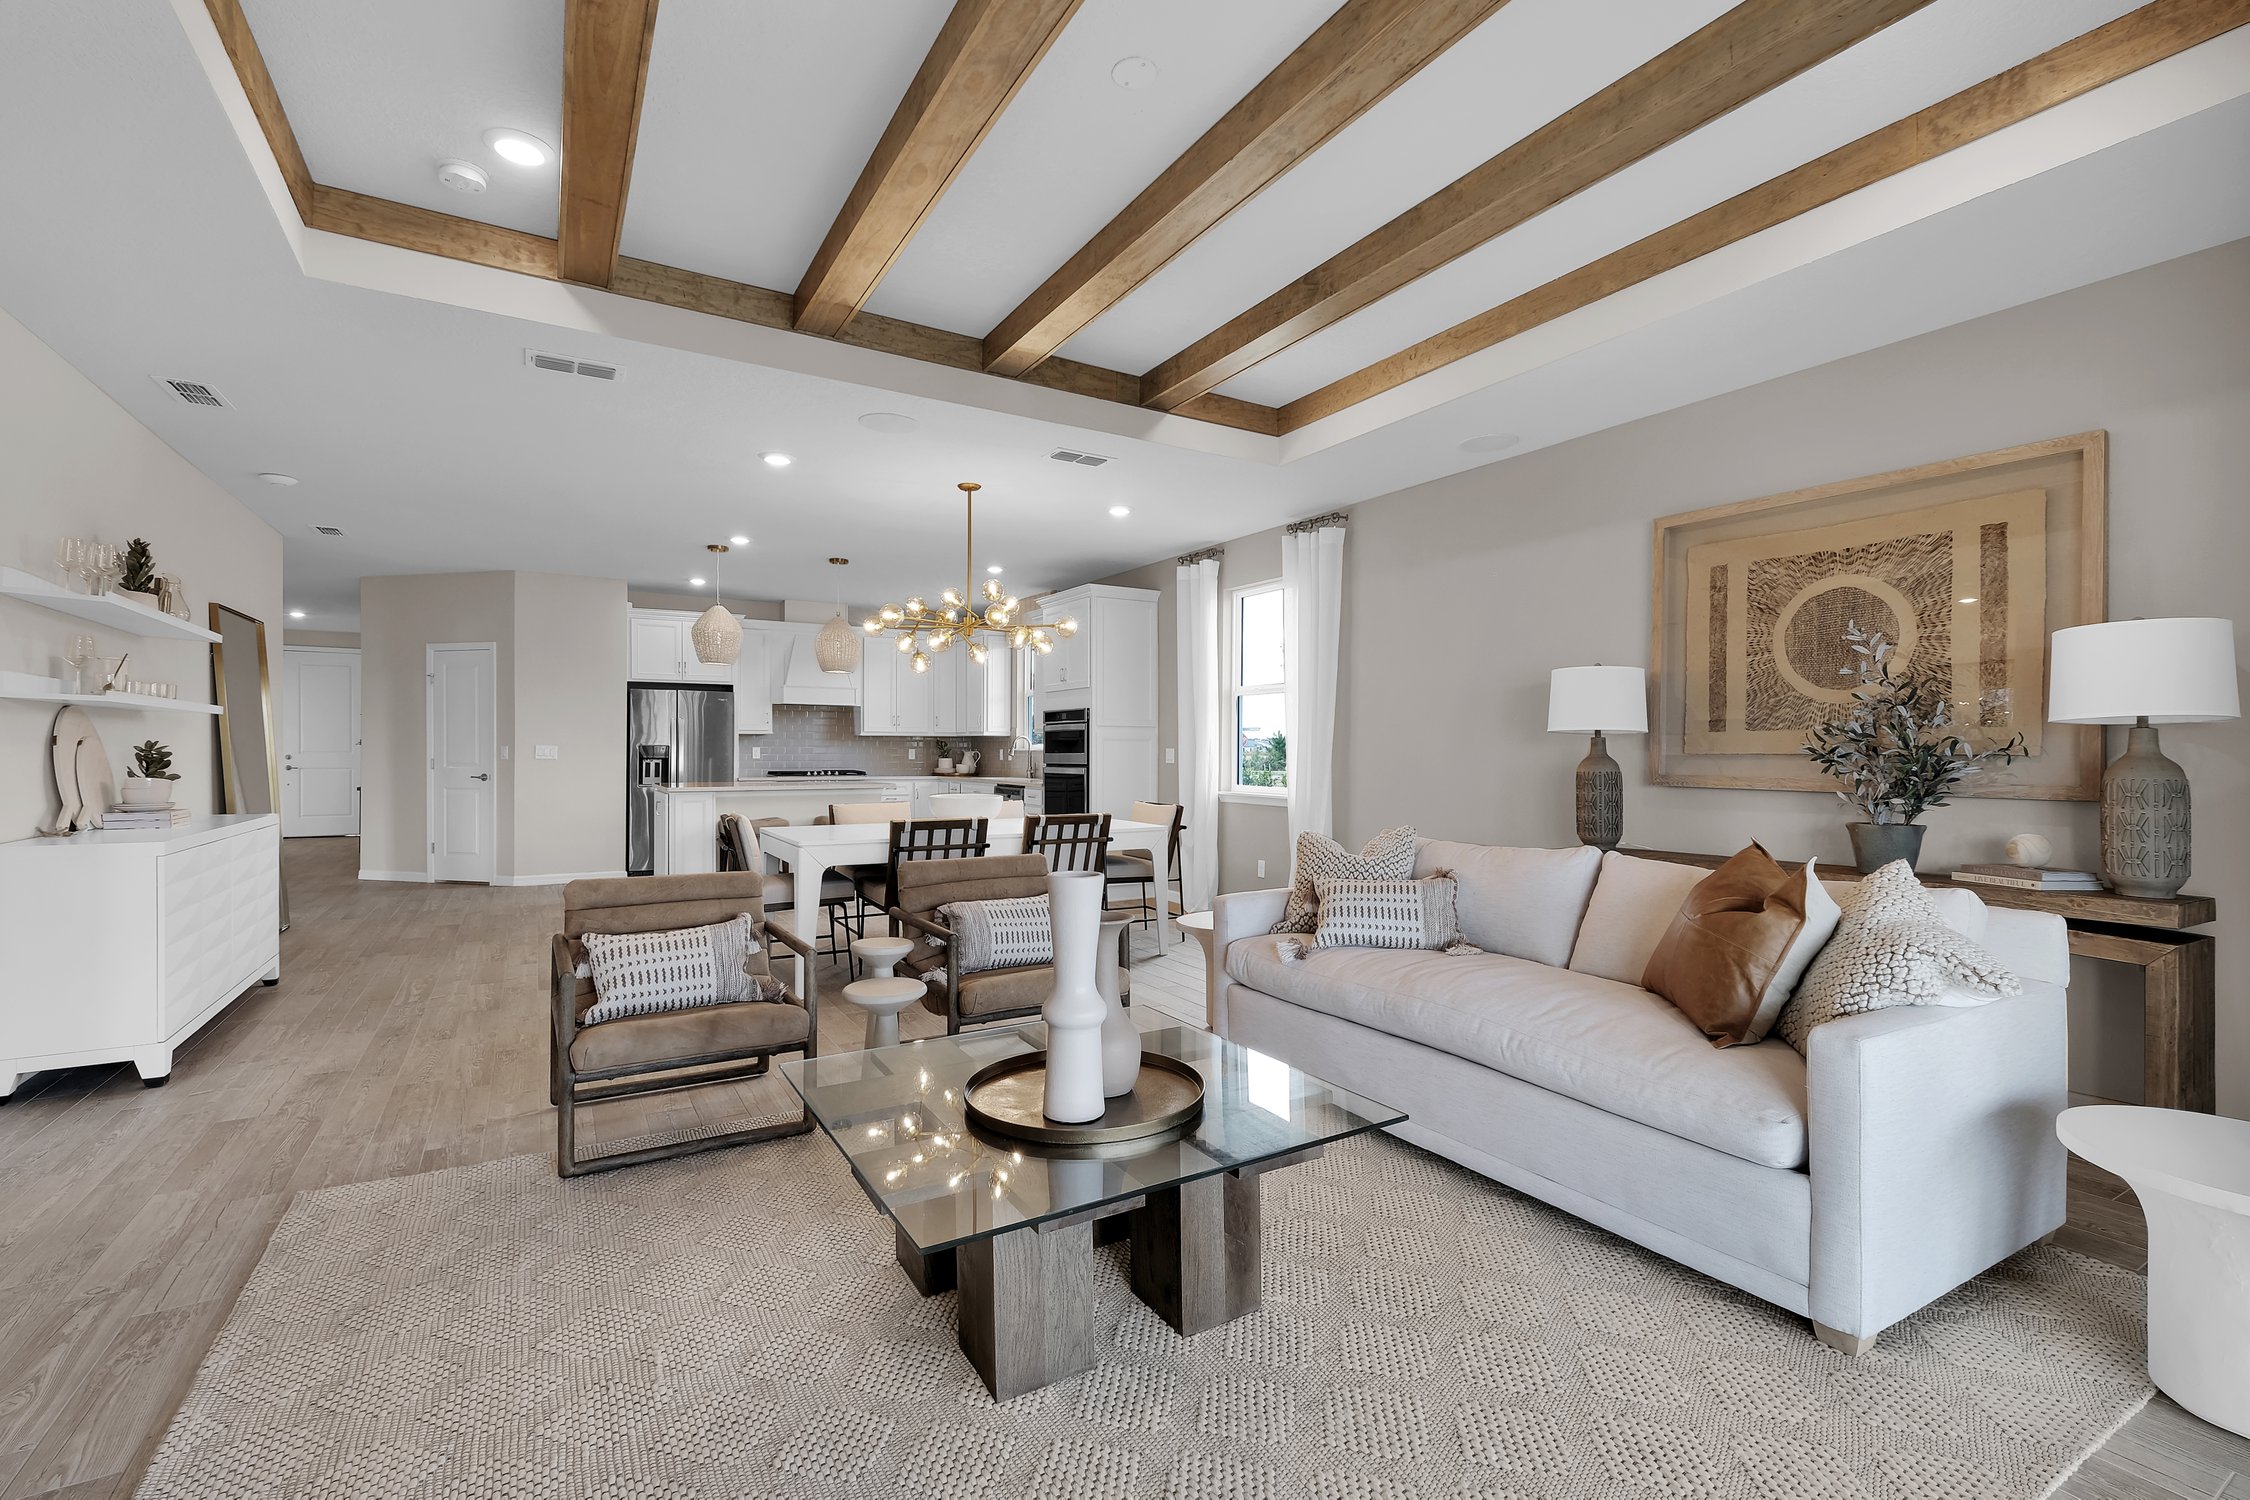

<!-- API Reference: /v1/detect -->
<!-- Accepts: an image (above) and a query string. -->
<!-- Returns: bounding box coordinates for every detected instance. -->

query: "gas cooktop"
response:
[766,768,867,777]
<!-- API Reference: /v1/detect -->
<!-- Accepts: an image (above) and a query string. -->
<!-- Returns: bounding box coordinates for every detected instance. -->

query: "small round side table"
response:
[2057,1105,2250,1437]
[1177,910,1218,1032]
[846,936,920,1050]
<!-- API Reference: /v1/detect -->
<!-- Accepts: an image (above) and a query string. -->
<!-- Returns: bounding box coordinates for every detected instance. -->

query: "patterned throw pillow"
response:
[938,895,1053,973]
[581,914,781,1025]
[1312,876,1463,951]
[1270,826,1417,934]
[1776,861,2021,1054]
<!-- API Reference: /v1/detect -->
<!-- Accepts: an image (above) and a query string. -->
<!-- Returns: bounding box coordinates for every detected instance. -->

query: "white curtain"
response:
[1282,520,1345,845]
[1174,556,1222,912]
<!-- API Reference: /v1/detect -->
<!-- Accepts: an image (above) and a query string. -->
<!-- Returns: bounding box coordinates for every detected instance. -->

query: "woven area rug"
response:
[137,1130,2149,1499]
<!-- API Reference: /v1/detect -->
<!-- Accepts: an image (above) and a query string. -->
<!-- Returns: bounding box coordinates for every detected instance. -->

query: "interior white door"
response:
[428,644,496,883]
[281,648,360,837]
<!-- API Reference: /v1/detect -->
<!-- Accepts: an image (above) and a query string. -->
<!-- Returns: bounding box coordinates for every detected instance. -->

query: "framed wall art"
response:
[1649,432,2106,800]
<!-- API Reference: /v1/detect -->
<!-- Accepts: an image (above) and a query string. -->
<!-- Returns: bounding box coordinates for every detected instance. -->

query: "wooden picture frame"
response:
[1650,432,2107,801]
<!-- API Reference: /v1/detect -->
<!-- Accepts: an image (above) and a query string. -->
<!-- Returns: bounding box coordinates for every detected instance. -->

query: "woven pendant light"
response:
[691,543,742,666]
[813,556,860,674]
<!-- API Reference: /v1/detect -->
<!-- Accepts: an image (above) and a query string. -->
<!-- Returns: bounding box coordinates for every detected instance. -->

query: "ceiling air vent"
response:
[1049,448,1112,467]
[310,525,346,537]
[152,377,231,409]
[525,349,622,381]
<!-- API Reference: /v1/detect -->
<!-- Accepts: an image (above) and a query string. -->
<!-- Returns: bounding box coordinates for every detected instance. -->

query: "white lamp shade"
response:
[1548,665,1648,734]
[2048,618,2239,725]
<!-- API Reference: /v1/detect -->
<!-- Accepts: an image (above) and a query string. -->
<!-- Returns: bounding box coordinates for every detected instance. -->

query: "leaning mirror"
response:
[210,603,289,930]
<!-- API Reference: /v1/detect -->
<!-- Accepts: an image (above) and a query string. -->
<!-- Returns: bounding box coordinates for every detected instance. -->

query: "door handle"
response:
[471,772,490,781]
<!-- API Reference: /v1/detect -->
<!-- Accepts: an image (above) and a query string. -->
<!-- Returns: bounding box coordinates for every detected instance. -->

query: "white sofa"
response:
[1207,842,2070,1352]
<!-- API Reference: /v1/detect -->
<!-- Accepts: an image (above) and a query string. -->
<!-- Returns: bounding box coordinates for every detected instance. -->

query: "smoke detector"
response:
[151,377,231,409]
[437,159,489,194]
[525,349,621,381]
[1049,448,1112,467]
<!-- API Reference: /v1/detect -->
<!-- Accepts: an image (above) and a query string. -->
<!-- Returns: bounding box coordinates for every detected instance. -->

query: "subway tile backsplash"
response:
[736,704,1026,778]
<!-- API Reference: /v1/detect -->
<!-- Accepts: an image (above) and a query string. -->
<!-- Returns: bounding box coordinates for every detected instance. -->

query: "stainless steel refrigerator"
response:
[626,684,735,875]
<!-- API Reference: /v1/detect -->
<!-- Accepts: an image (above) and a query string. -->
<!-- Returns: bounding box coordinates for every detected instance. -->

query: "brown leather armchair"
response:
[551,872,818,1177]
[888,855,1129,1035]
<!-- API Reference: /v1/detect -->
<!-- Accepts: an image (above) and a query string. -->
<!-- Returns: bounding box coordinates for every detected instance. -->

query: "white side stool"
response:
[846,936,921,1050]
[2057,1105,2250,1437]
[1177,910,1218,1032]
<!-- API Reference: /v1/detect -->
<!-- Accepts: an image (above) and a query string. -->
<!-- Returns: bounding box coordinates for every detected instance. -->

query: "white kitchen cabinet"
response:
[931,650,964,737]
[628,610,734,684]
[0,815,281,1095]
[1031,585,1159,816]
[896,656,937,735]
[858,648,895,733]
[733,628,773,735]
[856,649,941,736]
[963,651,1013,736]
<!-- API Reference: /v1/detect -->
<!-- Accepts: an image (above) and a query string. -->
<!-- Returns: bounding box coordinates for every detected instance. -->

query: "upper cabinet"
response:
[627,610,733,684]
[1031,585,1157,725]
[856,644,1011,737]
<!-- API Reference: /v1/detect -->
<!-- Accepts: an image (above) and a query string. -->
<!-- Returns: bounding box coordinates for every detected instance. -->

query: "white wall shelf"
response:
[0,688,221,715]
[0,565,219,643]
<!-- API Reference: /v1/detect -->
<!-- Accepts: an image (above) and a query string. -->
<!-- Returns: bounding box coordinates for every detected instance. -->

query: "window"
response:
[1231,581,1287,792]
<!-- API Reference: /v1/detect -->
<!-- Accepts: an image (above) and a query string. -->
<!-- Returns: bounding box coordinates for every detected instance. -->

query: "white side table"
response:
[1177,910,1218,1034]
[847,936,921,1050]
[2056,1105,2250,1437]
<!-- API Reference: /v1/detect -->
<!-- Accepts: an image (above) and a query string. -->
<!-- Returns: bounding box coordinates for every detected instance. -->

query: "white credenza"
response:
[0,814,280,1095]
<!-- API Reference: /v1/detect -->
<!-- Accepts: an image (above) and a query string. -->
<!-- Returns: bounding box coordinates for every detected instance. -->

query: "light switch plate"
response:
[499,745,510,760]
[750,746,762,759]
[535,745,559,760]
[907,746,918,759]
[1164,747,1175,764]
[1257,859,1267,877]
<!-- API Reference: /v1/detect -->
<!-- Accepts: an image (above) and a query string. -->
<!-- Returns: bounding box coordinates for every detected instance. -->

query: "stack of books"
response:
[103,806,192,829]
[1952,863,2104,893]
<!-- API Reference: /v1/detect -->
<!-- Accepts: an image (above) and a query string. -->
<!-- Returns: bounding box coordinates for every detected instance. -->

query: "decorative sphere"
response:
[2003,833,2053,869]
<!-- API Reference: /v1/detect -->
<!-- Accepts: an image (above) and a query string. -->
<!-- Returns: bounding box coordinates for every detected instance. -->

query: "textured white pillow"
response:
[1271,827,1417,935]
[582,914,768,1025]
[1778,862,2021,1054]
[1567,854,1712,985]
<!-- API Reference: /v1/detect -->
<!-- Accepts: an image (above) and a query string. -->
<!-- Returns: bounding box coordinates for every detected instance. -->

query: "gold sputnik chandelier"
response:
[863,481,1076,673]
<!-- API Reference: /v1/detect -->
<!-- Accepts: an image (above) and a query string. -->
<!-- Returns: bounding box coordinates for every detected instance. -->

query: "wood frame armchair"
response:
[550,873,819,1178]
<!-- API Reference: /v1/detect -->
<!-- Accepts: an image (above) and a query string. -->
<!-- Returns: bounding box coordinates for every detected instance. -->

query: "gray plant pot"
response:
[1847,822,1925,875]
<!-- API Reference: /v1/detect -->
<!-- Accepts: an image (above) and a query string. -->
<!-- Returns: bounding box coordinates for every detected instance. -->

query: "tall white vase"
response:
[1097,918,1137,1096]
[1041,871,1107,1123]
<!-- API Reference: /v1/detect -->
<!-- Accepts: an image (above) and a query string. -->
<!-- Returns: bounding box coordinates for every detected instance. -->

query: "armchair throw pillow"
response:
[1776,860,2020,1054]
[937,894,1053,972]
[1270,826,1417,934]
[1310,875,1464,952]
[1641,843,1840,1047]
[581,914,784,1025]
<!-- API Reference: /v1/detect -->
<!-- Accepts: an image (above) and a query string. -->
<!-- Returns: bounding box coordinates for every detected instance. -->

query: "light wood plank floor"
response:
[0,839,2239,1498]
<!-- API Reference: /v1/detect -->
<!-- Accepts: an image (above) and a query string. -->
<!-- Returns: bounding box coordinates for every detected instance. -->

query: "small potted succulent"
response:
[115,537,161,607]
[123,739,180,810]
[1802,623,2023,873]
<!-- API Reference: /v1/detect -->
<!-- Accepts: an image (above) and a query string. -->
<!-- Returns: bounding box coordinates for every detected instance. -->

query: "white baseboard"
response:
[358,869,432,883]
[498,870,627,887]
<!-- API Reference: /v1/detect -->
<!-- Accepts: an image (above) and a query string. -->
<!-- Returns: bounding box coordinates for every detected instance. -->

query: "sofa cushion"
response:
[1412,841,1600,967]
[1568,853,1711,984]
[1228,935,1808,1168]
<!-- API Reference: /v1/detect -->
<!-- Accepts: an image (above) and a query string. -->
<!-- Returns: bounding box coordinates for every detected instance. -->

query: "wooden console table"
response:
[1622,849,2217,1113]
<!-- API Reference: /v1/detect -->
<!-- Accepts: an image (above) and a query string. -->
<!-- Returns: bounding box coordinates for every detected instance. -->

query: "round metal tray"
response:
[962,1050,1204,1148]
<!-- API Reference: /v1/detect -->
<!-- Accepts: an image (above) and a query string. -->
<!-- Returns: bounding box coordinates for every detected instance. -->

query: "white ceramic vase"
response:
[121,775,174,811]
[1097,918,1137,1096]
[1041,871,1107,1123]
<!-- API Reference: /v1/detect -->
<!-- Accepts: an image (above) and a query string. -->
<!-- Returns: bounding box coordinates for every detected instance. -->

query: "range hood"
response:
[774,622,857,707]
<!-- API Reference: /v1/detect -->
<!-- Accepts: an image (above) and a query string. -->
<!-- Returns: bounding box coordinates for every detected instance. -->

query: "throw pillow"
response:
[1776,861,2021,1054]
[581,914,778,1025]
[1270,826,1417,934]
[938,894,1053,972]
[1641,844,1841,1048]
[1312,875,1463,952]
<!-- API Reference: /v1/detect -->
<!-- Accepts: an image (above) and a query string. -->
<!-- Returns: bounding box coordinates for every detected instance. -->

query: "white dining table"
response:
[757,817,1171,993]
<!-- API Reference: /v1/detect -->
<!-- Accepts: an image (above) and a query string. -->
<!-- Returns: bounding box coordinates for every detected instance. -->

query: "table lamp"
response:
[2048,618,2239,899]
[1548,666,1648,851]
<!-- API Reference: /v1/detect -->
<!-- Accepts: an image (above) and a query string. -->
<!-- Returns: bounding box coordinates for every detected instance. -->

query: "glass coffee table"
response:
[780,1023,1405,1399]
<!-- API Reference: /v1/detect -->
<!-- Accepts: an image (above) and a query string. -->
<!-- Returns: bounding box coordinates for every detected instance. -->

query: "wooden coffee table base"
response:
[895,1150,1320,1398]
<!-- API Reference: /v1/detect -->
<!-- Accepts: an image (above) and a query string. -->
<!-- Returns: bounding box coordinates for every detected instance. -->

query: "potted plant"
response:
[115,538,161,607]
[1801,623,2023,873]
[123,739,179,810]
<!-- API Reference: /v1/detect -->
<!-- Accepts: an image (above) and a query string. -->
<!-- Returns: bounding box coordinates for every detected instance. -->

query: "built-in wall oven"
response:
[1041,708,1087,815]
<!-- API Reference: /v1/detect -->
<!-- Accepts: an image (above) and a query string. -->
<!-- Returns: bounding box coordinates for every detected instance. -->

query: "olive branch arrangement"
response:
[1800,623,2022,825]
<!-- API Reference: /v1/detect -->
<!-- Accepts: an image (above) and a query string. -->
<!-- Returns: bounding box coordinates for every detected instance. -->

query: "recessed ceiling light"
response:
[483,128,552,167]
[257,472,297,486]
[1111,56,1158,89]
[987,564,1004,575]
[730,534,750,547]
[1458,433,1521,454]
[688,576,706,587]
[1108,505,1131,518]
[436,159,489,194]
[288,609,305,619]
[762,453,792,468]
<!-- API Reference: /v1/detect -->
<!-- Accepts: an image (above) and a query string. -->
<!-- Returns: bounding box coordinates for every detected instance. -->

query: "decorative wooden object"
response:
[1623,846,2217,1112]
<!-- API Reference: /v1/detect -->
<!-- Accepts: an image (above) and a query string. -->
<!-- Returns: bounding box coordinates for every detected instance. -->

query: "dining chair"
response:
[850,817,991,973]
[1104,801,1185,939]
[827,802,911,949]
[1025,811,1112,873]
[719,813,855,961]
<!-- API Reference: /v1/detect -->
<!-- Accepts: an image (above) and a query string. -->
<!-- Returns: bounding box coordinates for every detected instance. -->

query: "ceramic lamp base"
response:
[2102,720,2191,899]
[1574,733,1622,851]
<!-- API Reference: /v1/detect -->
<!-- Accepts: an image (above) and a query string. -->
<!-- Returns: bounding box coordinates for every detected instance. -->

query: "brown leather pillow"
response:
[1642,843,1826,1048]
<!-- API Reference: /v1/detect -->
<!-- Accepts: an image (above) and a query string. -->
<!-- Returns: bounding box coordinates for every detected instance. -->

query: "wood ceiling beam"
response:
[1137,0,1937,412]
[980,0,1508,380]
[558,0,661,288]
[793,0,1081,337]
[1277,0,2250,432]
[307,187,562,279]
[201,0,313,220]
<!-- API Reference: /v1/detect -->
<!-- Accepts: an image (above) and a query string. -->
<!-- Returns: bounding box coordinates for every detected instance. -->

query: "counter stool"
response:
[846,936,921,1049]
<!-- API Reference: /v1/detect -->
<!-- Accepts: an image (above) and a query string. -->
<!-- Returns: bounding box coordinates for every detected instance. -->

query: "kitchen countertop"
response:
[649,775,1036,795]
